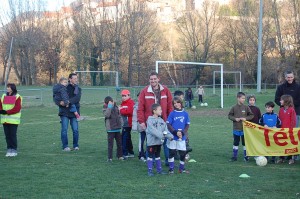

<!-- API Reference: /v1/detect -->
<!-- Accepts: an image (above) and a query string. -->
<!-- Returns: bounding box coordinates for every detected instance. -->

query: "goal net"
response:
[213,71,241,95]
[155,61,224,108]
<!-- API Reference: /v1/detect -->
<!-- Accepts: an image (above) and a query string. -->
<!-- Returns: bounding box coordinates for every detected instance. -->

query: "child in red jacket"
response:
[120,89,135,158]
[278,94,297,164]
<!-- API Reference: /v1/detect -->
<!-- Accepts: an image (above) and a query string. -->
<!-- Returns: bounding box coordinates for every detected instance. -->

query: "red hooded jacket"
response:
[279,107,296,128]
[120,98,135,127]
[137,84,173,125]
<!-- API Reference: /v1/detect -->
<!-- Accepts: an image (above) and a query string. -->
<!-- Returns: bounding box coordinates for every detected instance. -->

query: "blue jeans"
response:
[122,127,133,156]
[60,116,79,149]
[185,100,192,108]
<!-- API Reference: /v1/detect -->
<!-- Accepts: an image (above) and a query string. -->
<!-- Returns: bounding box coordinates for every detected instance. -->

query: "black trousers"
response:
[233,134,245,146]
[3,124,18,150]
[198,95,203,103]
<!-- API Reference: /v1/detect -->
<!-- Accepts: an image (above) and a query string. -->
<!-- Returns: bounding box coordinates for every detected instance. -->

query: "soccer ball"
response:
[256,156,268,166]
[204,103,208,106]
[185,153,190,161]
[200,103,204,106]
[191,105,196,109]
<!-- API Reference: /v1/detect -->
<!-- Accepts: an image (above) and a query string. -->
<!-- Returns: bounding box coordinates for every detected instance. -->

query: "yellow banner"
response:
[243,121,300,156]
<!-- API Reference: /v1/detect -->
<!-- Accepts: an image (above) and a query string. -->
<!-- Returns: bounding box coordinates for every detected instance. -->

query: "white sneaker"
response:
[140,157,146,162]
[63,147,71,151]
[10,149,18,157]
[5,149,12,157]
[127,153,134,158]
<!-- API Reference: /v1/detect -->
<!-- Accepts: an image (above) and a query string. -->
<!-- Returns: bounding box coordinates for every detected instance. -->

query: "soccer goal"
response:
[74,70,119,88]
[155,61,224,108]
[213,71,241,94]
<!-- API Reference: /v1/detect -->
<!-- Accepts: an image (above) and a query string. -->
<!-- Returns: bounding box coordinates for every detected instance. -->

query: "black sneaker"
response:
[148,170,154,176]
[244,157,249,162]
[169,169,174,174]
[229,157,237,162]
[157,171,167,175]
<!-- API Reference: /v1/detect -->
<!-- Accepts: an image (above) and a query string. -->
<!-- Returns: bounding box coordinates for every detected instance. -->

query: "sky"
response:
[0,0,76,26]
[46,0,76,11]
[2,0,76,12]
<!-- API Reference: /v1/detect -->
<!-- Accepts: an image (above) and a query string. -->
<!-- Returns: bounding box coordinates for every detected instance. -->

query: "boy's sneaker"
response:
[118,157,125,161]
[77,116,84,121]
[276,158,284,164]
[169,169,174,174]
[63,147,71,152]
[148,170,154,177]
[179,169,190,174]
[74,147,79,151]
[157,171,167,175]
[288,159,295,165]
[107,159,112,163]
[140,157,146,162]
[127,153,134,158]
[10,149,18,157]
[244,157,249,162]
[229,157,237,162]
[5,149,12,157]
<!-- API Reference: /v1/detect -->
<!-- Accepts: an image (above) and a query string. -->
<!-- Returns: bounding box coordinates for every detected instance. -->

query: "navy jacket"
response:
[275,80,300,115]
[58,84,81,117]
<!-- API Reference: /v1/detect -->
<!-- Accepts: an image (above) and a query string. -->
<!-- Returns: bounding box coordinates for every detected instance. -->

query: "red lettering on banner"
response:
[244,121,256,129]
[264,128,271,146]
[285,147,298,154]
[289,128,298,145]
[273,132,288,146]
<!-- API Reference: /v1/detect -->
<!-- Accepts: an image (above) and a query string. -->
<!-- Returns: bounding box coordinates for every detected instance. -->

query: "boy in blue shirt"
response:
[259,101,281,163]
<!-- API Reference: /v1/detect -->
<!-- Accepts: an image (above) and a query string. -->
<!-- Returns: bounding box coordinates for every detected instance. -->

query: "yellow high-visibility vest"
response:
[1,93,22,124]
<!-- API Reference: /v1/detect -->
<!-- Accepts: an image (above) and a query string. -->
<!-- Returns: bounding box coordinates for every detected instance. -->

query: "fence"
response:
[4,83,278,107]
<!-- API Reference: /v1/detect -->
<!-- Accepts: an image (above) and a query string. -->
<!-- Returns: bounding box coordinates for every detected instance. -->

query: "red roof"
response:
[61,6,73,13]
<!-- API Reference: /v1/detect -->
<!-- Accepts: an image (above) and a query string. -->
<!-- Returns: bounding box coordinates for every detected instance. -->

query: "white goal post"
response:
[74,70,119,88]
[155,61,224,108]
[213,71,241,94]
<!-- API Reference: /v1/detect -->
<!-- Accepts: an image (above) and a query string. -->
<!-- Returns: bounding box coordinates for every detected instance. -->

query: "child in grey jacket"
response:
[146,103,173,176]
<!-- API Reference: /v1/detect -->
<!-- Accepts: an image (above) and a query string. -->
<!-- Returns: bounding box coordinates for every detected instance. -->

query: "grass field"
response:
[0,92,299,199]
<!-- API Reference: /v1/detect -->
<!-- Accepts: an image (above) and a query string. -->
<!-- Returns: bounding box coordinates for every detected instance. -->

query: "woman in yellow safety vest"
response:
[0,83,22,157]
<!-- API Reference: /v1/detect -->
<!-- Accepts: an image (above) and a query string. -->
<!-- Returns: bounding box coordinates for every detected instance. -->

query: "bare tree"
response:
[175,0,219,85]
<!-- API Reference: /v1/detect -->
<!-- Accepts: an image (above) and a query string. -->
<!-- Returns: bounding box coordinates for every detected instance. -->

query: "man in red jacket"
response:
[137,72,173,165]
[120,89,135,158]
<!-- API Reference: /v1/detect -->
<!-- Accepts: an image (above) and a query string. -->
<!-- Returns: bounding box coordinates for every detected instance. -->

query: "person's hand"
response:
[60,101,65,106]
[177,131,182,139]
[140,123,146,130]
[0,110,7,114]
[235,118,241,122]
[240,118,246,121]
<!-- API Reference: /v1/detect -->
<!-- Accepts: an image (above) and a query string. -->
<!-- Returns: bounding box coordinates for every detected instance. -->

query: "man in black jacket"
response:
[275,70,300,127]
[59,73,82,151]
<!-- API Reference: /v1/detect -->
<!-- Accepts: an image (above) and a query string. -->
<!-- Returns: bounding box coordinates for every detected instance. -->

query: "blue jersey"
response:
[259,112,281,128]
[167,110,190,141]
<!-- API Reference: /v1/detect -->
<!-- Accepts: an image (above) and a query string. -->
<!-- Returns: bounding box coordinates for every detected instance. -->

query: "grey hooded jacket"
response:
[146,116,173,146]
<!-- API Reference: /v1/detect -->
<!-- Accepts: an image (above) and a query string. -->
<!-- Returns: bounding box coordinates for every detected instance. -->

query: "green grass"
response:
[0,93,299,198]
